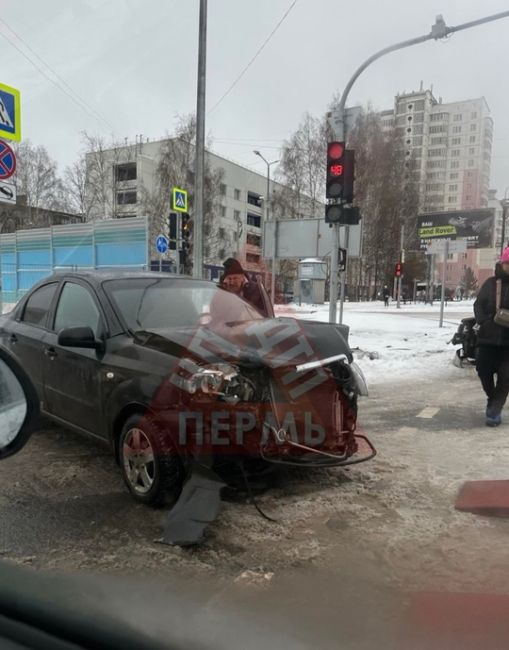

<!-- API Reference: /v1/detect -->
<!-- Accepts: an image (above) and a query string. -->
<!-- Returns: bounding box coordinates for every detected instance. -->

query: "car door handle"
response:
[44,346,57,359]
[9,334,17,344]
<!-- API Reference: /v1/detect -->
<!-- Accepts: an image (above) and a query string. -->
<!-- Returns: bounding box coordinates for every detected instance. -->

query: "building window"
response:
[451,137,461,145]
[234,188,241,200]
[471,111,478,119]
[117,191,137,205]
[449,184,458,191]
[429,125,446,134]
[246,253,260,264]
[450,173,459,180]
[470,136,476,143]
[454,114,463,121]
[429,148,446,157]
[247,191,262,207]
[469,147,476,155]
[470,123,477,131]
[234,209,241,221]
[452,126,462,134]
[246,233,261,247]
[247,213,261,227]
[430,137,446,145]
[448,196,457,203]
[115,163,136,182]
[466,195,472,201]
[407,116,413,122]
[219,183,227,196]
[468,159,475,167]
[450,161,460,169]
[451,150,460,157]
[220,206,227,217]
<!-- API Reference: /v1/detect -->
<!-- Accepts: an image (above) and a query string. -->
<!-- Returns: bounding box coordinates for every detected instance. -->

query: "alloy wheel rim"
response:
[123,427,156,495]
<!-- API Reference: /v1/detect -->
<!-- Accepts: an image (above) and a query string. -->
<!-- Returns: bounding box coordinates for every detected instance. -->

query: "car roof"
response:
[44,270,214,286]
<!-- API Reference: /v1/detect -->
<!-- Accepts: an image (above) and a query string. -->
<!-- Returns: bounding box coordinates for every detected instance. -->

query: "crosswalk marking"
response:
[417,407,440,419]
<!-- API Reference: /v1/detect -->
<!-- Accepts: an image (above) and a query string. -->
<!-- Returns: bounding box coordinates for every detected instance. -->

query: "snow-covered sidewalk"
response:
[276,300,474,386]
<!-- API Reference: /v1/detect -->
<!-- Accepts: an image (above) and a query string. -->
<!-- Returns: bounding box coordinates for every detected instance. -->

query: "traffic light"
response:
[326,141,345,199]
[180,213,193,270]
[395,262,403,278]
[325,205,360,225]
[169,212,177,250]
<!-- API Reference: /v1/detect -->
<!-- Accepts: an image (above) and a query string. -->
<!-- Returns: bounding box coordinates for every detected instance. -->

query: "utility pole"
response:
[254,151,279,302]
[501,186,509,255]
[326,9,509,324]
[193,0,207,279]
[397,224,405,309]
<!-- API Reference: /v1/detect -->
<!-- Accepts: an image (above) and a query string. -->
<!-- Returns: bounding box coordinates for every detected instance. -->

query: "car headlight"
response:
[185,363,256,403]
[349,361,369,397]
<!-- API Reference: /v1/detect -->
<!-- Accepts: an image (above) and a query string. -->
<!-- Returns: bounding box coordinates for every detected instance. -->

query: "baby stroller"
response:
[451,317,478,367]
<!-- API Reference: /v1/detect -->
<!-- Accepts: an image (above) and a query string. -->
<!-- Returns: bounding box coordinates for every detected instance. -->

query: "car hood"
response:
[134,317,352,370]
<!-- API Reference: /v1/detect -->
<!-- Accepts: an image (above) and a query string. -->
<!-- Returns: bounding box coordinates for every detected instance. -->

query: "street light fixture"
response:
[253,150,280,302]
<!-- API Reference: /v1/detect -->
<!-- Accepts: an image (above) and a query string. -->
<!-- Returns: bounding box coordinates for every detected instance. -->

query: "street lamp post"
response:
[254,150,279,302]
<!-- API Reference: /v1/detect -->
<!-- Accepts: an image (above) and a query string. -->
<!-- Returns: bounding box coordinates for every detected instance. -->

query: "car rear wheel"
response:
[119,414,184,506]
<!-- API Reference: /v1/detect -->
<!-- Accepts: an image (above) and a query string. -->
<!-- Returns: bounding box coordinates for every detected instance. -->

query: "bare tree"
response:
[63,156,89,217]
[346,108,420,299]
[274,112,326,219]
[14,140,67,213]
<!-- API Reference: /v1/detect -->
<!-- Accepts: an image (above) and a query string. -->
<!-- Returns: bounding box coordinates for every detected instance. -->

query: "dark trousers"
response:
[476,346,509,413]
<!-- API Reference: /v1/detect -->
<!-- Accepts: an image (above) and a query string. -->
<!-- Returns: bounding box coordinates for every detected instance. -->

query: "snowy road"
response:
[1,300,508,648]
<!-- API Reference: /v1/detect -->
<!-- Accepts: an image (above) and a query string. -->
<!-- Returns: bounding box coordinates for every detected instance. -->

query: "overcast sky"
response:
[2,0,509,192]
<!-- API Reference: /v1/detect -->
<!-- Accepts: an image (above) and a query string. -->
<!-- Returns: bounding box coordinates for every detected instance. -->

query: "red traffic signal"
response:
[326,141,345,199]
[394,262,403,278]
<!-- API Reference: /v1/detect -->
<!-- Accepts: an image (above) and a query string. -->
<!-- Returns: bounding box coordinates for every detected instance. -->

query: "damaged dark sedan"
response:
[0,271,375,507]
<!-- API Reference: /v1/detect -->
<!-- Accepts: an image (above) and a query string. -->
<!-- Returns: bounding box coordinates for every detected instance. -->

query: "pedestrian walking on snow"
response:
[474,248,509,427]
[383,286,390,307]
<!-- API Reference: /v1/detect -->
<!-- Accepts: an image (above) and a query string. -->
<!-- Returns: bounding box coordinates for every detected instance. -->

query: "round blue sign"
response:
[156,235,169,254]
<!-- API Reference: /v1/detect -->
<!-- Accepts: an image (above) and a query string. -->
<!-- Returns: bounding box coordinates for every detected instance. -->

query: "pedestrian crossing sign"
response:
[172,187,188,213]
[0,83,21,142]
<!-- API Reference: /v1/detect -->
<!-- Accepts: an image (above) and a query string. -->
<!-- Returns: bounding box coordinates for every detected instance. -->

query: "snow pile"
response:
[276,301,473,386]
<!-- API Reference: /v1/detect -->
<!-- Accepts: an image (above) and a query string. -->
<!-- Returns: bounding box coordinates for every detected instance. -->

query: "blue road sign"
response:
[156,235,169,254]
[0,83,21,142]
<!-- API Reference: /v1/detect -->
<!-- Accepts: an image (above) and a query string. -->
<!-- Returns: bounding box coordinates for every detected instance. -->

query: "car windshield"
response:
[103,277,264,331]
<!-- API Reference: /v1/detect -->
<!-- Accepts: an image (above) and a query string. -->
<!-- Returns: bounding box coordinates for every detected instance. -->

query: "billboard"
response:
[417,209,495,250]
[263,217,361,259]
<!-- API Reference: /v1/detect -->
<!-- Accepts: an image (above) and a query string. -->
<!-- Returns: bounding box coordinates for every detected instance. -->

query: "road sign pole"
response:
[439,239,449,328]
[329,225,340,322]
[339,226,350,324]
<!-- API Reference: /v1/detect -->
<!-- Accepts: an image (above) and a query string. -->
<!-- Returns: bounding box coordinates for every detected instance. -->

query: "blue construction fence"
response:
[0,217,149,305]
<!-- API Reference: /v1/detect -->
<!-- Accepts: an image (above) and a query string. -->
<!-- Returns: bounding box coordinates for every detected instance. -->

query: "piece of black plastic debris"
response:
[160,463,226,547]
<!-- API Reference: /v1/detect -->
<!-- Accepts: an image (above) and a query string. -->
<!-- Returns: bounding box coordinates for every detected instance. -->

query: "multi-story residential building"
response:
[85,138,320,279]
[381,84,493,214]
[381,85,494,293]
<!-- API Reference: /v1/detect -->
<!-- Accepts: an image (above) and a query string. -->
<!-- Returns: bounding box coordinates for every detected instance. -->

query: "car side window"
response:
[54,283,102,335]
[22,283,58,328]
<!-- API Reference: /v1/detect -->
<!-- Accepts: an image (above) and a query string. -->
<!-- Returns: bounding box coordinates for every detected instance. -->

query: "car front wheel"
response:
[119,414,183,506]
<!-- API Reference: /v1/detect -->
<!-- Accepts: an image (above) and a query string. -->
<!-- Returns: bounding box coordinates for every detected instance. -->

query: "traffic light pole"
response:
[327,9,509,324]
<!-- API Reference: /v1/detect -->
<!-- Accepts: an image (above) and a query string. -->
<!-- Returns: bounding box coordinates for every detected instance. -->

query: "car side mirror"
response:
[58,327,104,352]
[0,348,39,460]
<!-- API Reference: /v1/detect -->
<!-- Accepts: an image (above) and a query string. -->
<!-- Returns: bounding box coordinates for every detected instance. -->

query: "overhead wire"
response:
[0,17,116,132]
[208,0,298,115]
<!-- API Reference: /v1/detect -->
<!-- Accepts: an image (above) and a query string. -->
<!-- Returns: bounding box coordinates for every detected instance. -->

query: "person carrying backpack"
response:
[474,249,509,426]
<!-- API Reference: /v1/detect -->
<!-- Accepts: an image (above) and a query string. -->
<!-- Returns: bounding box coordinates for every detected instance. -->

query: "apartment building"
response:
[85,138,320,278]
[381,84,493,214]
[381,85,494,292]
